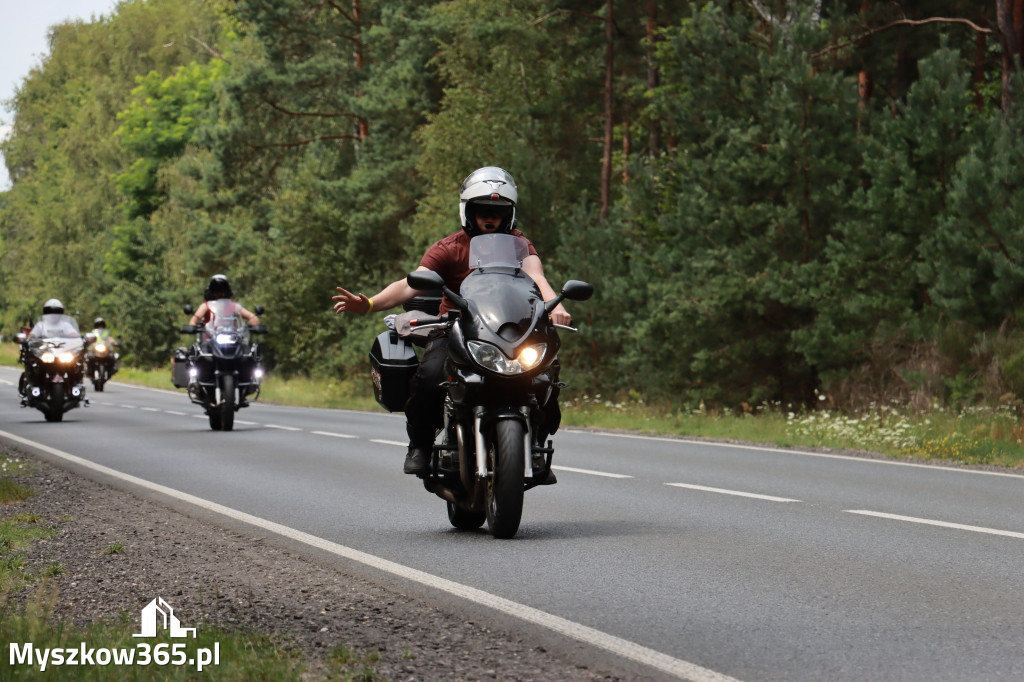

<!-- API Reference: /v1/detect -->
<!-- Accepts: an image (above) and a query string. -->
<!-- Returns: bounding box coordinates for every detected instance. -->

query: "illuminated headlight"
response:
[94,343,107,353]
[254,368,264,379]
[517,344,547,370]
[215,333,237,345]
[188,368,198,378]
[58,352,76,364]
[467,341,546,375]
[40,352,56,364]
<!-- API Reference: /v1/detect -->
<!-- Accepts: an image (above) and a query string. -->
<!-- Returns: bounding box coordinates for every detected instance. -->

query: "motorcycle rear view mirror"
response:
[561,280,594,302]
[183,304,194,315]
[407,270,466,311]
[406,270,444,291]
[255,305,265,315]
[84,333,97,344]
[545,279,594,314]
[14,332,26,345]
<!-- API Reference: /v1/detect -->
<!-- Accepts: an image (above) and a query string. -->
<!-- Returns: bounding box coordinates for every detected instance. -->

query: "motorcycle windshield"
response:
[30,314,81,340]
[202,300,250,344]
[461,265,541,345]
[468,233,531,270]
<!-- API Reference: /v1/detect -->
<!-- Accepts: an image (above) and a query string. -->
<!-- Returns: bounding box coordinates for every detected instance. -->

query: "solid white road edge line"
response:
[0,429,740,682]
[845,509,1024,540]
[552,465,632,479]
[369,439,406,447]
[666,483,800,503]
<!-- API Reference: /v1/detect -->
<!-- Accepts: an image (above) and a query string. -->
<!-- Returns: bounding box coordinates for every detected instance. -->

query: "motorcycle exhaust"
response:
[422,477,460,505]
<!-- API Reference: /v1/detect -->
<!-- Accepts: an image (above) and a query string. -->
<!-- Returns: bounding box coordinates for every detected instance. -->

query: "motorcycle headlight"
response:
[215,333,238,345]
[467,341,546,375]
[516,343,547,370]
[94,343,107,353]
[40,352,56,364]
[58,352,76,364]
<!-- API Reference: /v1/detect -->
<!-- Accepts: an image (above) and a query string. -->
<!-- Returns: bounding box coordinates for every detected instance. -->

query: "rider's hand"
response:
[333,287,373,314]
[550,304,572,327]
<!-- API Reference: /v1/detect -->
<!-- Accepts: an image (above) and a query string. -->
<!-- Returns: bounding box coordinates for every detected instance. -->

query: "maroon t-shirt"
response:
[419,229,538,314]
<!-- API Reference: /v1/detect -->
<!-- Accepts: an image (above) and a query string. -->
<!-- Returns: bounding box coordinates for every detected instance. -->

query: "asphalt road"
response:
[1,365,1023,681]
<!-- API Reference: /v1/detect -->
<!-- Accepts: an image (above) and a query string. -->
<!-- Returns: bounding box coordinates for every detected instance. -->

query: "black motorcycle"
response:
[84,334,119,392]
[15,315,88,422]
[174,300,267,431]
[370,233,592,538]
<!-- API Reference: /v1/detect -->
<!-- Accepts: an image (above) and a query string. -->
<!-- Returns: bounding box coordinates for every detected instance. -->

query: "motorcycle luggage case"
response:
[369,331,418,412]
[171,348,191,388]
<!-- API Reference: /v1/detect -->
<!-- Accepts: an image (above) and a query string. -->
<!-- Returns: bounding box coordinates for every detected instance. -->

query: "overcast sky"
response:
[0,0,120,190]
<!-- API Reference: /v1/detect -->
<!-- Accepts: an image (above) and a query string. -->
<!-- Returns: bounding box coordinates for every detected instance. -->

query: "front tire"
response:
[46,383,65,422]
[94,366,107,392]
[485,419,525,539]
[220,374,235,432]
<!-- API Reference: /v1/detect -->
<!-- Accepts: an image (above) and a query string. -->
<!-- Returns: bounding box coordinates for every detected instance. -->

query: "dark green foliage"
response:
[2,0,1023,410]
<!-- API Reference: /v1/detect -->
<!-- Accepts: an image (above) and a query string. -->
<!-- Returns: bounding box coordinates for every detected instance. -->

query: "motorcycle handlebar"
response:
[180,324,267,334]
[409,315,447,328]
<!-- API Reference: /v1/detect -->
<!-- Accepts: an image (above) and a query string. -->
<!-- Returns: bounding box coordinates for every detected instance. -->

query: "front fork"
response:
[472,406,535,480]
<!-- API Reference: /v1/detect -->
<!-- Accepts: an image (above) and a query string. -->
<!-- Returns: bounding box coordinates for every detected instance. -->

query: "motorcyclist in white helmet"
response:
[332,166,570,476]
[28,299,80,339]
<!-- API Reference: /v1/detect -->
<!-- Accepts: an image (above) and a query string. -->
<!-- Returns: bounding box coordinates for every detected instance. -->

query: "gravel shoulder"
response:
[1,445,622,681]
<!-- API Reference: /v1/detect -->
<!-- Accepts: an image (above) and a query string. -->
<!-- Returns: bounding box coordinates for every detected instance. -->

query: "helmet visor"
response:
[472,201,513,218]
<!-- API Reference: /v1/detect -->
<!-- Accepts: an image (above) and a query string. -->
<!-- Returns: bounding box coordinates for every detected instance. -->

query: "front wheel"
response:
[220,374,235,432]
[45,383,65,422]
[485,419,525,539]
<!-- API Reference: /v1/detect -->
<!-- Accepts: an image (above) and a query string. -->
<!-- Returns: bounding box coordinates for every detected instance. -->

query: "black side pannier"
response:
[369,331,418,412]
[171,348,191,388]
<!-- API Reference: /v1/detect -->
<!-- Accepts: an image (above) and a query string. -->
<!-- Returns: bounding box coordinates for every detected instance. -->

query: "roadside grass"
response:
[560,395,1024,469]
[98,541,125,556]
[1,468,56,593]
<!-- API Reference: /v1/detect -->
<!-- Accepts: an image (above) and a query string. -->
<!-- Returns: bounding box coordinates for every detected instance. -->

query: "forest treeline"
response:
[2,0,1024,412]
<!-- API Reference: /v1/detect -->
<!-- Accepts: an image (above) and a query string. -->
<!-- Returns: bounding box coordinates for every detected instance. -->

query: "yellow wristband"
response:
[367,298,374,313]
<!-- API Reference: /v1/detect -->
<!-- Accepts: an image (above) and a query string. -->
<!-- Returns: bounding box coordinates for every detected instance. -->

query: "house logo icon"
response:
[133,597,197,638]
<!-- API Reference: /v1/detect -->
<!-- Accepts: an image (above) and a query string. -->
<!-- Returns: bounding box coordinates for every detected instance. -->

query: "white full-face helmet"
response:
[42,298,64,315]
[459,166,518,236]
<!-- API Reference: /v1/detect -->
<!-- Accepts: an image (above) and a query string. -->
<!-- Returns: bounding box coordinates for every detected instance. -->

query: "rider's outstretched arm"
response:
[333,267,429,315]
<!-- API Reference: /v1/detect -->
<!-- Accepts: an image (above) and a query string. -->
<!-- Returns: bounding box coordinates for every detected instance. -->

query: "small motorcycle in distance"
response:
[15,315,88,422]
[84,334,119,392]
[173,300,267,431]
[370,233,593,538]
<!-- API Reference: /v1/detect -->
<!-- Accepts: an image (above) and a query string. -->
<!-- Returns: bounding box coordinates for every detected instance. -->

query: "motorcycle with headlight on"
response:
[15,315,88,422]
[83,334,119,392]
[370,233,593,538]
[173,300,267,431]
